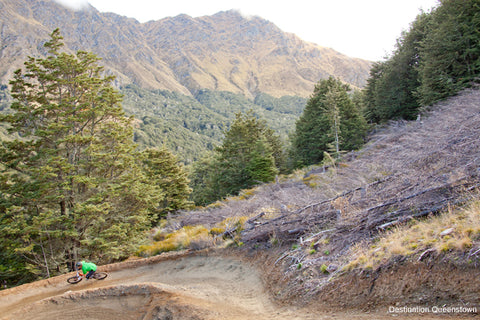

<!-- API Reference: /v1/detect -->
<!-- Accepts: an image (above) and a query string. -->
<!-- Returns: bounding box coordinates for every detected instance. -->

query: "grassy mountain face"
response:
[141,11,371,98]
[0,0,371,97]
[0,0,371,161]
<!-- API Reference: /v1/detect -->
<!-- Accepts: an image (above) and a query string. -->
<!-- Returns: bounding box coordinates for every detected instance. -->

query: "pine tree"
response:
[419,0,480,105]
[291,77,367,168]
[246,137,277,183]
[324,87,342,157]
[188,151,221,206]
[215,111,279,197]
[141,147,193,219]
[0,29,160,279]
[190,111,280,204]
[290,82,331,167]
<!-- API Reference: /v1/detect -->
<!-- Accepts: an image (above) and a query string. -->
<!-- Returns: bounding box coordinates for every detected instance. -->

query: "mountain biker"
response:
[76,261,97,279]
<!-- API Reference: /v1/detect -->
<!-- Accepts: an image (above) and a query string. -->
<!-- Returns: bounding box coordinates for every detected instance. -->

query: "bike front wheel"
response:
[92,272,107,280]
[67,276,82,284]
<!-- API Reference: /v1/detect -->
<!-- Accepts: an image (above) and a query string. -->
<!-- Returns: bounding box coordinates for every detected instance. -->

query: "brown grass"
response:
[137,216,251,256]
[346,198,480,270]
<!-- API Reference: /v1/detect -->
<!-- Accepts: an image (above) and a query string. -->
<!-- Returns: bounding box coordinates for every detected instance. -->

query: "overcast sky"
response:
[54,0,439,61]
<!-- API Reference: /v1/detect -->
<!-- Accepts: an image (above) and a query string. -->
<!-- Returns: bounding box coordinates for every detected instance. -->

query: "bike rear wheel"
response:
[67,276,82,284]
[92,272,107,280]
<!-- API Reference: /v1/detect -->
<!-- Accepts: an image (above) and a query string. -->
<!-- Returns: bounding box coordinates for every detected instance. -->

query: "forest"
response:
[0,0,479,286]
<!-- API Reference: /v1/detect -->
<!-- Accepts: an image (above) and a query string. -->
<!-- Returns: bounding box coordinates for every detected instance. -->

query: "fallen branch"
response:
[274,252,290,265]
[418,249,436,261]
[468,247,480,258]
[304,228,336,243]
[293,174,397,215]
[374,194,470,231]
[288,227,306,234]
[374,202,449,231]
[275,248,303,265]
[367,176,476,216]
[246,212,265,225]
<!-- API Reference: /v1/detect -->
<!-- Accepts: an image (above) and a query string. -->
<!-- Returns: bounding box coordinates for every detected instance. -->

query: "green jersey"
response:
[81,261,97,274]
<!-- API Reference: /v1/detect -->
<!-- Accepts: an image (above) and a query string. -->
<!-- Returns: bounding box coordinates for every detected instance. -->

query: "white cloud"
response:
[53,0,89,11]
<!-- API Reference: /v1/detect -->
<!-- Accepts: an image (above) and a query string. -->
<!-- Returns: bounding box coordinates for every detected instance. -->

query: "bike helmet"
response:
[76,261,82,267]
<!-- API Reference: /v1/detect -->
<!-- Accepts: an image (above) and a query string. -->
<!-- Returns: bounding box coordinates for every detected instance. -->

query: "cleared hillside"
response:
[171,88,480,309]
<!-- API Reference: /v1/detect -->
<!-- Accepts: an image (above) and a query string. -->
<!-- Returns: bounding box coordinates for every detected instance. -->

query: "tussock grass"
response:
[137,216,250,257]
[137,226,211,256]
[218,216,249,232]
[346,198,480,270]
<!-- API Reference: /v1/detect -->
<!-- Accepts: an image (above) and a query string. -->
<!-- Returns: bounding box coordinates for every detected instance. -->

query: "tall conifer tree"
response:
[190,111,281,205]
[419,0,480,105]
[0,29,160,279]
[291,77,367,168]
[141,147,193,219]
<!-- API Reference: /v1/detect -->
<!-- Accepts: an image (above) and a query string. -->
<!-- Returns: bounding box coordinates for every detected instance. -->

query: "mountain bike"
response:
[67,270,108,284]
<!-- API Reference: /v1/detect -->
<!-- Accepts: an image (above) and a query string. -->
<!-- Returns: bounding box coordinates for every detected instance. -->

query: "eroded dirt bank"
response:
[242,248,479,319]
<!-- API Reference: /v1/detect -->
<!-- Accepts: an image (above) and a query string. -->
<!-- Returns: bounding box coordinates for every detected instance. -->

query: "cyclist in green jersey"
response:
[75,261,97,279]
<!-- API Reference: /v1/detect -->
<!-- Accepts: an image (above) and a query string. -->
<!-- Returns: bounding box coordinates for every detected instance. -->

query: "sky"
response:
[54,0,440,61]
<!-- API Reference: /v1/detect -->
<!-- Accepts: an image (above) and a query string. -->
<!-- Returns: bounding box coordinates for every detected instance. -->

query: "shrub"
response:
[320,264,328,274]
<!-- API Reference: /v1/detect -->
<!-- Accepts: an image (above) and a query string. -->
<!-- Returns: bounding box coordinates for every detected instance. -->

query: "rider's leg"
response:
[85,270,95,279]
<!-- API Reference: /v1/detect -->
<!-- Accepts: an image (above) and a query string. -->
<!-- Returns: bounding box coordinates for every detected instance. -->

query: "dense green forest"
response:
[189,111,285,205]
[120,85,306,164]
[290,77,368,167]
[1,0,479,287]
[364,0,480,123]
[1,82,306,166]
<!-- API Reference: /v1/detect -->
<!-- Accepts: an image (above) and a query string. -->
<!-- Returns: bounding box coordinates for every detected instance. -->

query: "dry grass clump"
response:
[137,215,250,257]
[346,198,480,270]
[137,226,212,256]
[226,188,257,202]
[217,216,249,232]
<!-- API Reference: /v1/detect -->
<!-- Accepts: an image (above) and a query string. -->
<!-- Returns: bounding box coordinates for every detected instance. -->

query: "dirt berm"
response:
[1,250,466,320]
[0,251,314,320]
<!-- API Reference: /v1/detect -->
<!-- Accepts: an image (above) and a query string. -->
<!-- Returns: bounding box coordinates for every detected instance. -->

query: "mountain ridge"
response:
[0,0,371,98]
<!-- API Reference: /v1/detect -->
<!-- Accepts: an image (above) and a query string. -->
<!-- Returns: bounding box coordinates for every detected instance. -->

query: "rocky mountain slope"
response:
[0,0,371,98]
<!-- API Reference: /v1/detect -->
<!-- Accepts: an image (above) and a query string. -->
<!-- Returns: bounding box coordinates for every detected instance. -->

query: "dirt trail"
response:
[0,252,444,319]
[0,253,316,320]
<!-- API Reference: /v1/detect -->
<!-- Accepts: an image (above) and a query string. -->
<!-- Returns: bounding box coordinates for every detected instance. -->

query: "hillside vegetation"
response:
[136,2,480,306]
[149,88,480,307]
[120,85,306,163]
[2,1,480,312]
[0,0,371,165]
